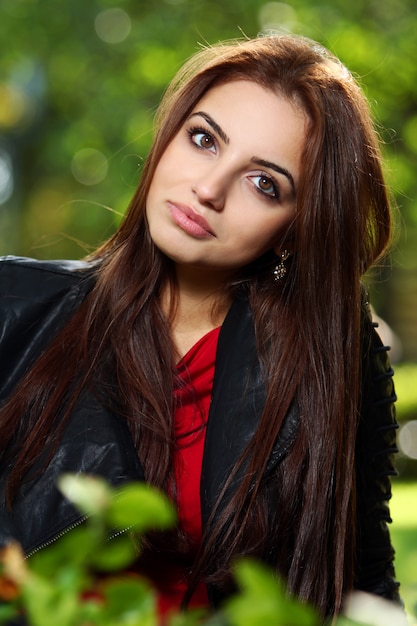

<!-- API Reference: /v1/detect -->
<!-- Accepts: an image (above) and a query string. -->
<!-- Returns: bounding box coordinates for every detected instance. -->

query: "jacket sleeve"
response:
[354,305,401,602]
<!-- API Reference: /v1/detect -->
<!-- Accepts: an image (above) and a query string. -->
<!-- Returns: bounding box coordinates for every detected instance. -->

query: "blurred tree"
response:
[0,0,416,356]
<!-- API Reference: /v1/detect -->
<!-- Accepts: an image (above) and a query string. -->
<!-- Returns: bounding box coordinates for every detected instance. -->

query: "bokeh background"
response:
[1,0,416,619]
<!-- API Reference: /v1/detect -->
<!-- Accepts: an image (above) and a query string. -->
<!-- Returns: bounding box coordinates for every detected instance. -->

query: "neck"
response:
[162,265,233,359]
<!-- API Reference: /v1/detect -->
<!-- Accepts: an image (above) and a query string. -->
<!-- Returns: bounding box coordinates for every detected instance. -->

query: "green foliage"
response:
[394,362,417,422]
[392,362,417,479]
[390,482,417,620]
[0,476,175,626]
[0,475,412,626]
[225,559,318,626]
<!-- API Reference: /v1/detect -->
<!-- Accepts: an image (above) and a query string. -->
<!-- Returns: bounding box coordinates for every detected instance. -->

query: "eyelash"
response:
[186,125,280,202]
[187,126,216,151]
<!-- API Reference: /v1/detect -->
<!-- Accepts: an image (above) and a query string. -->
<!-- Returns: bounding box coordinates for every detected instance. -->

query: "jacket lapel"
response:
[200,295,298,528]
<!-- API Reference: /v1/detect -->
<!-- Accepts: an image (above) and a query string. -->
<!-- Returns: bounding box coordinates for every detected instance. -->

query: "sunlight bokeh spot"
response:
[399,421,417,460]
[71,149,109,186]
[258,2,298,33]
[95,8,131,44]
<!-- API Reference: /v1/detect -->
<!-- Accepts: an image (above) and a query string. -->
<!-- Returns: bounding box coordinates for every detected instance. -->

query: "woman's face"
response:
[146,80,307,277]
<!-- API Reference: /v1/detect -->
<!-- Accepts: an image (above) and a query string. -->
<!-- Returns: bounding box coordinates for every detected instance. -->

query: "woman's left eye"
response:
[188,128,216,152]
[250,175,279,200]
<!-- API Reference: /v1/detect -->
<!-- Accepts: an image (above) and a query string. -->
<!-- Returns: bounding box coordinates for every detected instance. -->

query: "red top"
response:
[140,326,221,621]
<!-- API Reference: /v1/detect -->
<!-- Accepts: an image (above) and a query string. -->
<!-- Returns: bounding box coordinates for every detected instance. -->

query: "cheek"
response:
[148,146,177,189]
[244,212,293,247]
[149,162,166,191]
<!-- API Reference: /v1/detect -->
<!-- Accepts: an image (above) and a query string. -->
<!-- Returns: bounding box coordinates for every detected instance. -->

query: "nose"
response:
[192,165,227,211]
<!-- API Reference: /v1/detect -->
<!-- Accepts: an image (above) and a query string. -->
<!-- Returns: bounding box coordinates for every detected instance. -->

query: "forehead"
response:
[197,77,303,108]
[191,79,307,132]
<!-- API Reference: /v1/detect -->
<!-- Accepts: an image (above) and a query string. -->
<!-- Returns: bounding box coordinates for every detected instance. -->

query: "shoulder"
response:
[0,255,97,321]
[0,254,93,272]
[0,254,96,290]
[0,256,98,402]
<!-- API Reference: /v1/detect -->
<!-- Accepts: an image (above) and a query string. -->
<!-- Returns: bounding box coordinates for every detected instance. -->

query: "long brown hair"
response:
[0,35,393,616]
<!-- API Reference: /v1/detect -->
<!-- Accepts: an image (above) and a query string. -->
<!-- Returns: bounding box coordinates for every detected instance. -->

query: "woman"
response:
[0,34,400,618]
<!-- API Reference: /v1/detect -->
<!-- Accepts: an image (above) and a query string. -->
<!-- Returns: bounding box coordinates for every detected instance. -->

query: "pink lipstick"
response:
[168,202,215,239]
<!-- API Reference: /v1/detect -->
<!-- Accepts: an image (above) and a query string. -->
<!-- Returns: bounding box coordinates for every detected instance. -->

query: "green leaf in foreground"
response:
[90,534,137,572]
[225,559,319,626]
[58,474,112,516]
[107,483,176,532]
[102,577,157,626]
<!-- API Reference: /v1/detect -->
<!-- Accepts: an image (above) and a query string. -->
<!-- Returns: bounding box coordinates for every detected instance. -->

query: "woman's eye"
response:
[251,175,279,200]
[189,129,216,152]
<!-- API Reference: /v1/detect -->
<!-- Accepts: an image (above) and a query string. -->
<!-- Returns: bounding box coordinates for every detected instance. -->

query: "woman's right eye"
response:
[188,128,216,152]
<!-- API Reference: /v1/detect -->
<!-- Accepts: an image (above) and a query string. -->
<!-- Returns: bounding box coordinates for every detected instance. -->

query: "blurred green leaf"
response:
[0,604,19,625]
[58,473,112,516]
[102,577,156,626]
[108,483,176,531]
[22,573,79,626]
[225,559,319,626]
[90,534,137,572]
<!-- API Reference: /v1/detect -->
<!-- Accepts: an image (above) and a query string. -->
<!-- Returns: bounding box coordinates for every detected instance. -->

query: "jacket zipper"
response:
[25,516,88,559]
[25,518,134,559]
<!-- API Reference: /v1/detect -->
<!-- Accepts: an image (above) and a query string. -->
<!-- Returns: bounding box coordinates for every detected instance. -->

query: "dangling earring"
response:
[273,250,290,281]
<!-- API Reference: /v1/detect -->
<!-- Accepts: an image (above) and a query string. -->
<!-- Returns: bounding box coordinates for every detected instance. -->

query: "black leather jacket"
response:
[0,256,400,606]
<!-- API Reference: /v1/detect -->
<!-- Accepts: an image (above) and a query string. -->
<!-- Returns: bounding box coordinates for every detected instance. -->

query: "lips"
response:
[167,201,215,239]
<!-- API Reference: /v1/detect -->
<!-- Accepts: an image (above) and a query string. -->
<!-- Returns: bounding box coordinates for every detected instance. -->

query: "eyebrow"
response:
[251,158,296,195]
[187,111,230,144]
[187,111,296,195]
